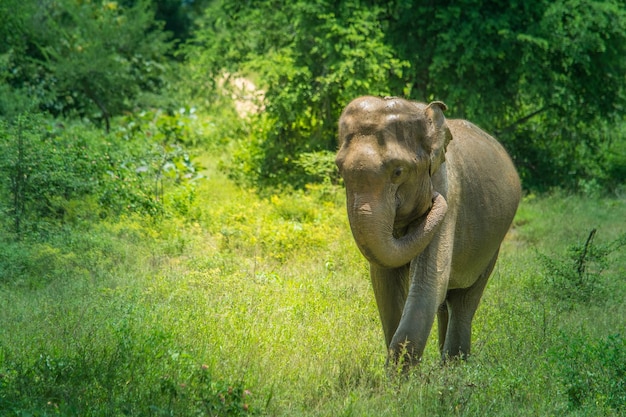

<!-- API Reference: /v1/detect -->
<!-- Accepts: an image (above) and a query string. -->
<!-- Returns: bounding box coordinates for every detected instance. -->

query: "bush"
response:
[551,333,626,413]
[0,114,106,236]
[106,109,202,217]
[294,151,341,186]
[0,331,256,416]
[534,229,626,307]
[0,112,201,238]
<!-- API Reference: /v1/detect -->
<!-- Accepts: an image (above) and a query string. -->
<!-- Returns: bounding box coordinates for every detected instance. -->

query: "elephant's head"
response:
[335,96,451,269]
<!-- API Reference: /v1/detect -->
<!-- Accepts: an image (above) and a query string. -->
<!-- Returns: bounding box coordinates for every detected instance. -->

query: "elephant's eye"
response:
[393,167,403,178]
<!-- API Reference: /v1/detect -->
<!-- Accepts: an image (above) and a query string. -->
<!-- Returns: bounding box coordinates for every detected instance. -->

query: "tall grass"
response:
[1,163,625,415]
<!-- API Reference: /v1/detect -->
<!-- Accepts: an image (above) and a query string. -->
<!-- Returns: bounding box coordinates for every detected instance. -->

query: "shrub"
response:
[109,108,202,216]
[0,111,201,237]
[535,229,626,307]
[551,333,626,413]
[294,151,341,186]
[0,114,106,236]
[0,332,257,416]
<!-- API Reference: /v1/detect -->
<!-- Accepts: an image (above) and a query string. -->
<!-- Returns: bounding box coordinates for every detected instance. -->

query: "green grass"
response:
[1,164,625,416]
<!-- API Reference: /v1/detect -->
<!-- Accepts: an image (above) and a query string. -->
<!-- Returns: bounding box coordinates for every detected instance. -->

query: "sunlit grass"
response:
[1,166,625,415]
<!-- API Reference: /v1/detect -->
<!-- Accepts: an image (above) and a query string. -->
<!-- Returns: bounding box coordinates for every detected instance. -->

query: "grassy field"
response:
[1,157,625,416]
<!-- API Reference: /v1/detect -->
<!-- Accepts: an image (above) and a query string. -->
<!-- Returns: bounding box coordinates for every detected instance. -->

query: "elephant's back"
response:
[444,119,521,288]
[446,119,520,200]
[446,120,521,193]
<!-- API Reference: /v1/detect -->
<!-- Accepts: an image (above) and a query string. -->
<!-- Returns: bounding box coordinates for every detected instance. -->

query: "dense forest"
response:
[1,1,625,416]
[3,0,626,196]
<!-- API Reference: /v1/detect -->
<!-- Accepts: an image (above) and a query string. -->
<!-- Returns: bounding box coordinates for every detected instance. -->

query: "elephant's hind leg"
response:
[437,303,449,354]
[443,248,500,360]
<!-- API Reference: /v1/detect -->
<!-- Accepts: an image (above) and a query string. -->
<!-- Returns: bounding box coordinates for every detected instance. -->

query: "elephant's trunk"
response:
[347,192,448,268]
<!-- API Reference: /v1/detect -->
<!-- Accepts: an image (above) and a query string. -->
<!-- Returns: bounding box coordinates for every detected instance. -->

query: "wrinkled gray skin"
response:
[335,96,521,367]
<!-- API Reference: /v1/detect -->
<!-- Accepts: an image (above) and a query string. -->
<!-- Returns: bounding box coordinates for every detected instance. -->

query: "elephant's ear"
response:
[425,101,452,176]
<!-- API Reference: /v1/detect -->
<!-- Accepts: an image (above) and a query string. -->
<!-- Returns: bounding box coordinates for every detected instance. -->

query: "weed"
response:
[535,229,626,307]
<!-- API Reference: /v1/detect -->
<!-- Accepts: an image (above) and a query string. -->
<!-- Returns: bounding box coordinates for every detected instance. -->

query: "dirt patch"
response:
[219,74,265,118]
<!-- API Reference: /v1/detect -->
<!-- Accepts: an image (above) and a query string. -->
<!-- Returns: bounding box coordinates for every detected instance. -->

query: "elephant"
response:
[335,96,521,367]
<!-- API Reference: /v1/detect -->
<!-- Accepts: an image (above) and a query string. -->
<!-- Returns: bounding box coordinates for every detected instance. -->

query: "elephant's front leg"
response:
[370,263,410,348]
[389,239,451,366]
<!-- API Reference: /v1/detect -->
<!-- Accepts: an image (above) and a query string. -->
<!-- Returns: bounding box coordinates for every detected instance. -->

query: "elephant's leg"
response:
[437,302,449,353]
[443,248,500,359]
[389,243,451,366]
[370,263,410,348]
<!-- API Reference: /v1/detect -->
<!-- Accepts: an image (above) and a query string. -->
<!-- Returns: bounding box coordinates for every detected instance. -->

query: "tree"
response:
[186,0,408,187]
[385,0,626,189]
[1,0,173,131]
[185,0,626,191]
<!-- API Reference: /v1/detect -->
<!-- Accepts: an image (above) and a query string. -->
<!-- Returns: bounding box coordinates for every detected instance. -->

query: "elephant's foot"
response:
[441,349,470,363]
[386,339,424,373]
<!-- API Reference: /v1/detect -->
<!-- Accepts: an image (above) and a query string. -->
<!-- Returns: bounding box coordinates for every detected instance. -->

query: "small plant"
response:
[0,326,258,416]
[0,114,52,237]
[537,229,625,307]
[190,365,255,417]
[294,151,341,186]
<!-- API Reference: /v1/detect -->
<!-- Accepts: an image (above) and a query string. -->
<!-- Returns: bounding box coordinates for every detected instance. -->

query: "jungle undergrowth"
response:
[1,165,625,416]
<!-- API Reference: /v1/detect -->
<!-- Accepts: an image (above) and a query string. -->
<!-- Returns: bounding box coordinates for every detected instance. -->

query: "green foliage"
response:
[186,0,408,187]
[184,369,255,417]
[152,0,210,43]
[109,109,202,216]
[295,150,342,185]
[0,316,255,416]
[185,0,626,192]
[550,333,626,413]
[605,121,626,195]
[0,111,200,238]
[1,0,172,130]
[0,216,255,416]
[204,185,345,264]
[0,114,105,237]
[534,229,626,308]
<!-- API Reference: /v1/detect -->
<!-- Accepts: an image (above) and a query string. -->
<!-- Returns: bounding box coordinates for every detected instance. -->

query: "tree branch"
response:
[82,81,111,133]
[577,228,597,279]
[494,106,554,137]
